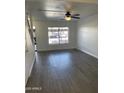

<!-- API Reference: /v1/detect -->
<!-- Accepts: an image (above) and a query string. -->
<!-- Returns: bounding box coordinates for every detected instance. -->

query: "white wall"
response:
[33,20,77,51]
[25,22,35,85]
[77,14,98,58]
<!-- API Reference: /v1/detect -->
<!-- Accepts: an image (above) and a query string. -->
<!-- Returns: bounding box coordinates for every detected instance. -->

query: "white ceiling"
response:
[26,0,98,21]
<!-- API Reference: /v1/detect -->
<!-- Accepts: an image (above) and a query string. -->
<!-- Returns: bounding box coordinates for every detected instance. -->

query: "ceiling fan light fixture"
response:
[65,16,71,21]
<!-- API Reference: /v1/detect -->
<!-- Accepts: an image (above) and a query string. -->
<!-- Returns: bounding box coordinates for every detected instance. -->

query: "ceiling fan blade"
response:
[60,19,65,20]
[71,16,80,19]
[72,14,80,16]
[38,9,65,12]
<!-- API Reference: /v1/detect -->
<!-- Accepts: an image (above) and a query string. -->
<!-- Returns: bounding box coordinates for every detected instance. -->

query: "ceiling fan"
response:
[64,11,80,21]
[38,9,80,21]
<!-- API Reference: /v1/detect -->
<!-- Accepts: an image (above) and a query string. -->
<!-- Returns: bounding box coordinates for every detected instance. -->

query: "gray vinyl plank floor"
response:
[26,49,98,93]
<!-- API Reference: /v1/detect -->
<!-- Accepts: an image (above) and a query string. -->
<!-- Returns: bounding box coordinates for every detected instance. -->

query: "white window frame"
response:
[48,27,69,45]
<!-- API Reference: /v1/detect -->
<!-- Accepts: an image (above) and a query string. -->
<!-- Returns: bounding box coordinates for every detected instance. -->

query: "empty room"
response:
[25,0,98,93]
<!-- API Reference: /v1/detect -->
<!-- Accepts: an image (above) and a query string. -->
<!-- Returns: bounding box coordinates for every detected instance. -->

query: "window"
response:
[48,27,69,44]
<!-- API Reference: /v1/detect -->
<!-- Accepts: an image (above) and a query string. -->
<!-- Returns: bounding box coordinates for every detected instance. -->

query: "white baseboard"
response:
[77,48,98,58]
[25,54,36,85]
[38,47,76,52]
[29,55,36,77]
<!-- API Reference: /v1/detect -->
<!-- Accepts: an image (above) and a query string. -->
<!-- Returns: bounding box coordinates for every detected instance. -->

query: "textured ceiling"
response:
[26,0,98,21]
